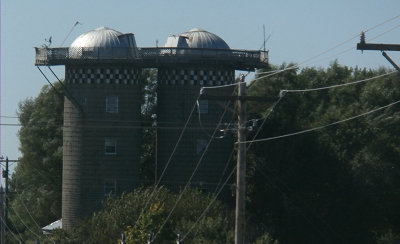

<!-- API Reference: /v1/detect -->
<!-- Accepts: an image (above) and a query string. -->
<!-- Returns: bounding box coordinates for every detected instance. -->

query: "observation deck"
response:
[35,47,268,71]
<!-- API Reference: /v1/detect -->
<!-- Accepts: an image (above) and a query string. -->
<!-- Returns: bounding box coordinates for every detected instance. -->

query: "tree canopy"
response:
[51,186,234,244]
[8,81,64,242]
[247,62,400,243]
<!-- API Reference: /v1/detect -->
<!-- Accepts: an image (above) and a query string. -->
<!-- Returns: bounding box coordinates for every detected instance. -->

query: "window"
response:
[104,180,116,196]
[197,100,209,114]
[105,138,117,154]
[106,97,119,113]
[196,139,208,155]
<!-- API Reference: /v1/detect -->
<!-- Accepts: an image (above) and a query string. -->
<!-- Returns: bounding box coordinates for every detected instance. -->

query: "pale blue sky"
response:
[1,0,399,179]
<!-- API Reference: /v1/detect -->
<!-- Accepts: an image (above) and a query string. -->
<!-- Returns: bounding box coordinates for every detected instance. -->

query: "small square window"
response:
[196,139,208,155]
[106,97,119,113]
[197,100,209,114]
[104,180,116,196]
[105,138,116,154]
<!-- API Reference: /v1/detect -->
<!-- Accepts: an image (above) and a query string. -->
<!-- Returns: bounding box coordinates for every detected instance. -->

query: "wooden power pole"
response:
[235,75,247,244]
[199,75,275,244]
[0,157,18,244]
[357,32,400,72]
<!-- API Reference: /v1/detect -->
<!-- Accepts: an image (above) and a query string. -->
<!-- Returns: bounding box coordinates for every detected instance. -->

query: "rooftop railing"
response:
[35,47,268,69]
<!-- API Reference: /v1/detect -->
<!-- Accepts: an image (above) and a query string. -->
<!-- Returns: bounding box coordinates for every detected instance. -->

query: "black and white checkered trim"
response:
[158,69,234,86]
[67,68,141,84]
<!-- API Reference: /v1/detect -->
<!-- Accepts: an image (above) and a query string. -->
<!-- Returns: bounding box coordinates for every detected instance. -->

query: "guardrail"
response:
[35,47,268,68]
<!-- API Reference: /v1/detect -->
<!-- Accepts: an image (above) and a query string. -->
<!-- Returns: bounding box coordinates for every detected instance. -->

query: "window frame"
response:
[196,138,208,155]
[104,180,116,197]
[105,138,117,155]
[106,96,119,113]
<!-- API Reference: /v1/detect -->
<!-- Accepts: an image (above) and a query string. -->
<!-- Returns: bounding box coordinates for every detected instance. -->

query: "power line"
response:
[16,191,55,244]
[281,70,396,93]
[152,93,236,241]
[5,212,26,243]
[0,217,21,243]
[6,195,41,241]
[364,14,400,33]
[131,100,199,232]
[183,94,284,241]
[183,164,237,242]
[251,15,400,85]
[239,98,400,144]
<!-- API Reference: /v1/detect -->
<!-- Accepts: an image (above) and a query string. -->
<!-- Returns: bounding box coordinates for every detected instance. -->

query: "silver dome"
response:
[164,28,230,49]
[70,26,136,48]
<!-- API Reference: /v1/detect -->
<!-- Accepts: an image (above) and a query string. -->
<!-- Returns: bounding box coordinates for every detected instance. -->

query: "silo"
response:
[62,27,142,228]
[34,25,268,227]
[156,28,236,203]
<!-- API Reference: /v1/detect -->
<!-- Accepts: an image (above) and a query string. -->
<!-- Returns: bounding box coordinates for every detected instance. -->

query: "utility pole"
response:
[235,75,247,244]
[199,75,275,244]
[1,182,4,244]
[0,156,18,244]
[357,32,400,72]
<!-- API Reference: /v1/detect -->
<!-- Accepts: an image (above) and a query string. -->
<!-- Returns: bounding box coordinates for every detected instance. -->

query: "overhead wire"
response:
[185,165,237,243]
[239,98,400,144]
[281,70,397,93]
[152,74,251,241]
[5,212,26,243]
[304,23,400,68]
[6,195,42,242]
[183,93,284,241]
[131,100,199,232]
[364,14,400,32]
[135,75,243,241]
[250,14,400,85]
[182,56,399,238]
[152,87,240,241]
[0,216,22,243]
[16,191,56,244]
[197,83,238,139]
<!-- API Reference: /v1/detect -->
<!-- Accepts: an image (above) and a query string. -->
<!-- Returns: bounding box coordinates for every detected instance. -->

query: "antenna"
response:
[259,25,272,51]
[263,24,266,52]
[60,21,83,47]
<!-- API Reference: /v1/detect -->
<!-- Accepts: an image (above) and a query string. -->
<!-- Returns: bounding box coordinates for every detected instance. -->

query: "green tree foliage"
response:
[8,82,64,240]
[247,62,400,243]
[140,69,158,184]
[51,186,234,244]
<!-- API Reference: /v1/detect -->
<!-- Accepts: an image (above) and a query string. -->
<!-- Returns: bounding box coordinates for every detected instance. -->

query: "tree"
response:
[51,186,234,244]
[246,62,400,243]
[8,82,64,240]
[140,69,158,184]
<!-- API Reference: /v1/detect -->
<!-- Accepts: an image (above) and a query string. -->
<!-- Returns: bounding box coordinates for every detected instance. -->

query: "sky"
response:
[1,0,400,180]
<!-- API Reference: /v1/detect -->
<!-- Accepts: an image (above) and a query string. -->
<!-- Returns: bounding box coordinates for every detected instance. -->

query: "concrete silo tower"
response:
[156,28,237,202]
[38,26,142,228]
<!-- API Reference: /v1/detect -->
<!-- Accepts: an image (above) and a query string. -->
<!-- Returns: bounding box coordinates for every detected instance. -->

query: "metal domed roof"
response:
[70,26,137,48]
[164,28,230,49]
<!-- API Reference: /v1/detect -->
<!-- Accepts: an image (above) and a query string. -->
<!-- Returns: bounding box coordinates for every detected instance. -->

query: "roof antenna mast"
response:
[263,24,266,52]
[60,21,83,47]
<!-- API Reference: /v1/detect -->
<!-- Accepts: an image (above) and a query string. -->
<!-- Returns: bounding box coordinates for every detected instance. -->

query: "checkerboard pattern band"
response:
[67,68,141,84]
[158,69,234,86]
